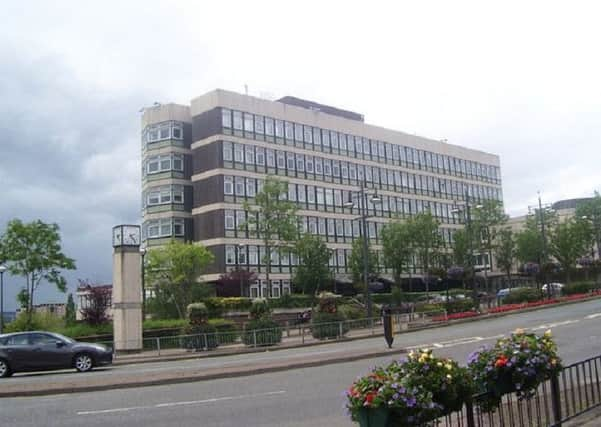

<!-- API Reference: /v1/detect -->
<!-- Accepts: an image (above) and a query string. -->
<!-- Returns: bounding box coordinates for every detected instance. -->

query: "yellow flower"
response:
[445,364,453,371]
[551,359,557,366]
[409,351,416,359]
[514,328,525,335]
[446,374,452,380]
[544,329,552,338]
[437,362,443,367]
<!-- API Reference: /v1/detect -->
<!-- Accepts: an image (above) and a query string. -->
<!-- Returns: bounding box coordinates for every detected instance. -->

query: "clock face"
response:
[112,226,122,247]
[113,225,141,247]
[123,225,141,246]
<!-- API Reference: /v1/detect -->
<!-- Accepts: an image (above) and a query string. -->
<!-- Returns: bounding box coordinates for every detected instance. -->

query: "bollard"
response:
[253,330,257,348]
[156,337,161,356]
[338,321,343,339]
[382,306,393,348]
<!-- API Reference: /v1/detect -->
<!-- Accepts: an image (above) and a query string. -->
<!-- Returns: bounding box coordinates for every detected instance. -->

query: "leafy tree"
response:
[409,212,443,277]
[1,219,75,326]
[452,229,472,271]
[145,241,214,319]
[515,228,544,265]
[575,192,601,258]
[293,234,331,296]
[348,237,378,284]
[78,280,111,325]
[217,268,258,297]
[65,293,76,325]
[381,220,412,287]
[548,219,590,283]
[243,177,298,298]
[495,228,516,286]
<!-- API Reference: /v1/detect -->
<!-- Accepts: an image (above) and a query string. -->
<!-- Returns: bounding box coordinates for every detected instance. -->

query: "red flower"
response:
[495,356,508,368]
[364,392,376,406]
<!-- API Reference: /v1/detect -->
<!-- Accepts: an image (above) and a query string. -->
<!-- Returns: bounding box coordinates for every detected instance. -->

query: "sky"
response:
[1,0,600,310]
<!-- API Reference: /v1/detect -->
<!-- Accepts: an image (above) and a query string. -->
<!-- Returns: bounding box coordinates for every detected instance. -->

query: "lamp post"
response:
[345,180,381,319]
[0,264,6,334]
[451,191,482,307]
[237,243,246,297]
[139,247,147,319]
[528,193,553,299]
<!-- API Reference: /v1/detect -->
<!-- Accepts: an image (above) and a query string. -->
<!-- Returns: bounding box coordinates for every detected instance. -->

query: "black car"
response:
[0,331,113,377]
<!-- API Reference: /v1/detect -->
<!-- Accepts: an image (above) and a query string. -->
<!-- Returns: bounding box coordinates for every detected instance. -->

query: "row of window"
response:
[144,153,185,176]
[144,185,185,207]
[143,218,186,239]
[221,108,500,184]
[225,244,439,274]
[222,143,502,202]
[142,121,184,144]
[248,280,291,298]
[223,175,499,219]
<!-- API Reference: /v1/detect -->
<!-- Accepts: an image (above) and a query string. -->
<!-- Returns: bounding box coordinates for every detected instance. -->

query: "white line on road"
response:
[76,390,286,416]
[586,313,601,319]
[530,320,580,331]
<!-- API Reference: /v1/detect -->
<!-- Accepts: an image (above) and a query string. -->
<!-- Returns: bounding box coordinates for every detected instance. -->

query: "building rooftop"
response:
[276,96,364,122]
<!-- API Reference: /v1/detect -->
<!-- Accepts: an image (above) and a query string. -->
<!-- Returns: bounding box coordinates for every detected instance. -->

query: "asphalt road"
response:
[2,299,601,427]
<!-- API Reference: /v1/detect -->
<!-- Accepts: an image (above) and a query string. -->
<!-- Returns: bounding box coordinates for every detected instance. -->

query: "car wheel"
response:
[74,353,94,373]
[0,359,12,378]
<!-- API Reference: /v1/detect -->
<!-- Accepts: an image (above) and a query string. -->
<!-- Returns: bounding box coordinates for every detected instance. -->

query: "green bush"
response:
[208,319,239,344]
[61,323,112,339]
[338,304,365,320]
[311,311,349,340]
[143,318,187,330]
[563,282,594,295]
[503,287,542,304]
[446,299,475,314]
[268,294,313,309]
[203,297,253,317]
[186,303,209,324]
[242,318,282,346]
[181,322,219,351]
[250,300,272,320]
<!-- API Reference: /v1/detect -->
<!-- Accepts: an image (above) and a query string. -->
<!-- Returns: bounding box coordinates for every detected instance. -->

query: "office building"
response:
[141,90,503,298]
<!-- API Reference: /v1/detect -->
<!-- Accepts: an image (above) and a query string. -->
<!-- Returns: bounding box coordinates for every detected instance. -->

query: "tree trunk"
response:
[265,246,271,298]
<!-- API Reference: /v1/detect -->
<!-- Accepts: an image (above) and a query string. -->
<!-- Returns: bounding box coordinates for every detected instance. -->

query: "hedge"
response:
[242,318,282,346]
[311,311,349,340]
[563,282,594,295]
[503,288,542,304]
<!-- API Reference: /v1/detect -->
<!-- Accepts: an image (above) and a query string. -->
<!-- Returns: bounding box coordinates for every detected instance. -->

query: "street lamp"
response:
[344,181,381,318]
[528,193,553,299]
[0,264,6,333]
[139,247,146,319]
[451,191,482,307]
[237,243,246,297]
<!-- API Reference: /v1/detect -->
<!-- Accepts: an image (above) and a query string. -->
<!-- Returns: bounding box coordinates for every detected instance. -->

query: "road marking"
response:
[586,313,601,319]
[77,390,286,415]
[530,320,580,331]
[432,343,444,348]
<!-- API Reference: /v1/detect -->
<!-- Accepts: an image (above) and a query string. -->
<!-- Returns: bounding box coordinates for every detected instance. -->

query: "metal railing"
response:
[100,310,445,357]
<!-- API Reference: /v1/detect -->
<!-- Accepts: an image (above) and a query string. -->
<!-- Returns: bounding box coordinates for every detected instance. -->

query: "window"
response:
[318,218,326,235]
[254,115,264,134]
[347,136,355,154]
[265,117,274,136]
[331,131,339,150]
[307,186,315,203]
[297,184,306,202]
[304,125,313,143]
[234,144,244,163]
[296,154,305,172]
[225,210,235,230]
[224,176,234,195]
[173,154,183,171]
[285,121,294,140]
[277,151,285,169]
[173,218,184,236]
[275,120,284,138]
[306,156,314,173]
[146,154,184,175]
[323,159,332,176]
[286,152,295,170]
[145,218,183,239]
[341,162,348,178]
[339,134,347,151]
[332,160,340,177]
[246,178,256,197]
[172,185,184,203]
[146,185,183,206]
[249,246,258,264]
[313,128,321,146]
[294,123,303,141]
[235,177,245,196]
[245,146,255,165]
[308,217,317,234]
[288,183,297,201]
[225,246,236,265]
[236,210,246,228]
[316,187,324,205]
[349,163,357,180]
[244,113,254,132]
[266,149,275,167]
[255,147,265,166]
[221,108,232,128]
[315,157,323,174]
[325,188,334,206]
[233,111,243,130]
[322,130,330,148]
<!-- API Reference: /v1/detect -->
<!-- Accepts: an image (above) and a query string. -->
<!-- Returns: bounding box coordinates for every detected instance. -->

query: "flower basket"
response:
[346,350,473,425]
[357,407,391,427]
[468,329,562,411]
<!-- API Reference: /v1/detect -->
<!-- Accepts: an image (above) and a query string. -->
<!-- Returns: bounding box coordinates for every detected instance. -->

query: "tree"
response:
[293,234,332,296]
[548,219,590,283]
[1,219,75,326]
[576,192,601,259]
[381,220,412,287]
[217,269,258,297]
[78,280,111,325]
[348,237,378,284]
[495,228,516,286]
[409,212,443,278]
[145,241,214,319]
[65,293,76,325]
[515,228,544,265]
[452,229,472,271]
[472,200,508,294]
[243,177,298,298]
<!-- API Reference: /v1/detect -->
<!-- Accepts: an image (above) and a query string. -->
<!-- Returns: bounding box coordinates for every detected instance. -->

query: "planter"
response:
[357,407,391,427]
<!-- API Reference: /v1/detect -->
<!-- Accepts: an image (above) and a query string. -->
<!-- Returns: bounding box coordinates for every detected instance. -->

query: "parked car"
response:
[542,283,564,295]
[0,331,113,378]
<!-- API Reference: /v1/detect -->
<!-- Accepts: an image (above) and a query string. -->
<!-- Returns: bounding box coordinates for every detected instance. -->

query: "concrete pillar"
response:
[112,225,143,353]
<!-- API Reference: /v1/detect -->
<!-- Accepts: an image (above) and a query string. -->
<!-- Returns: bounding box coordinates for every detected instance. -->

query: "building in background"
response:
[76,283,113,321]
[141,89,503,298]
[15,303,66,318]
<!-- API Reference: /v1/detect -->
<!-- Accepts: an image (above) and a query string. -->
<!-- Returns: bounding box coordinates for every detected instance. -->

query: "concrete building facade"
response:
[141,89,503,298]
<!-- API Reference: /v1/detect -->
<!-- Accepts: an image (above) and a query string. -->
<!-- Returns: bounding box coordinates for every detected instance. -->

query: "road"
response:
[2,299,601,427]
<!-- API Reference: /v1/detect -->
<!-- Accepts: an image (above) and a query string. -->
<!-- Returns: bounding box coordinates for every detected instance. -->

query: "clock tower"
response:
[112,224,142,353]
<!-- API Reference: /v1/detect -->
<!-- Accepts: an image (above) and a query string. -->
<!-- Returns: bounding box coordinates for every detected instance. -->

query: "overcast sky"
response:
[1,1,600,310]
